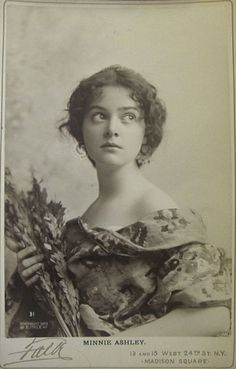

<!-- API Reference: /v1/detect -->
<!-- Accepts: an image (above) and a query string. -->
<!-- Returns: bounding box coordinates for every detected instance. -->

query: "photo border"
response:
[0,0,235,368]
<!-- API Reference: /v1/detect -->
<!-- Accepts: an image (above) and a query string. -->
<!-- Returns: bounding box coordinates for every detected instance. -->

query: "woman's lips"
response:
[101,142,122,149]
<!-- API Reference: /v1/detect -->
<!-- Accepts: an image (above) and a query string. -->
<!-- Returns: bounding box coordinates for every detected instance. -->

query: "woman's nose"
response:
[104,115,120,138]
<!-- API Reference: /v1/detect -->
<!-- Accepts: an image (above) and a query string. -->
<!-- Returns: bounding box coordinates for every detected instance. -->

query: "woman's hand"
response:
[17,246,44,287]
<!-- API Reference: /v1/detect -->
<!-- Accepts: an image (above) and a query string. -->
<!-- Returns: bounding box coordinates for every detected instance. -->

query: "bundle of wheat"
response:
[5,168,80,336]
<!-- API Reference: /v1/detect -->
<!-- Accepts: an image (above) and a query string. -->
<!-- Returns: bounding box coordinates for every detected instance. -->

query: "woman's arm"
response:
[115,307,230,336]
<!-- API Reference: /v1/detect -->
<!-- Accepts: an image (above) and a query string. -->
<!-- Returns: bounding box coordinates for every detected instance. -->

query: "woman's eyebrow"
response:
[118,107,140,112]
[87,105,107,112]
[87,105,140,112]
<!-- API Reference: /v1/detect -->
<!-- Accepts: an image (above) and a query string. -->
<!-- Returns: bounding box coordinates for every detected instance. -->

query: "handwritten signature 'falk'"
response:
[4,337,72,366]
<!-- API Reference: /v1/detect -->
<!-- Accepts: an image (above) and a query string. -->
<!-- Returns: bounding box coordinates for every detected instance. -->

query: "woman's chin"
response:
[94,157,135,169]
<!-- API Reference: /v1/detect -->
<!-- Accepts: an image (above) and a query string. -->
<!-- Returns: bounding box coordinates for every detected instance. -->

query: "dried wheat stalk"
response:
[5,168,80,336]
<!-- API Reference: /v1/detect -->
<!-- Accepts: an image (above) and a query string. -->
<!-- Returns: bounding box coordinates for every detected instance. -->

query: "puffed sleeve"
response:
[147,243,231,317]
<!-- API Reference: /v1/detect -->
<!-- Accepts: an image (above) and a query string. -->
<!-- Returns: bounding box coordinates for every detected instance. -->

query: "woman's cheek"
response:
[83,126,97,151]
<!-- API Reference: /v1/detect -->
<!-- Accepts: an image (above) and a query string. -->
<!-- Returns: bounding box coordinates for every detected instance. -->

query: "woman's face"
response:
[82,85,145,168]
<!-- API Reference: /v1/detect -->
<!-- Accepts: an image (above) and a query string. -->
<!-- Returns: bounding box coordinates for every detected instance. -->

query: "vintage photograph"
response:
[0,0,235,367]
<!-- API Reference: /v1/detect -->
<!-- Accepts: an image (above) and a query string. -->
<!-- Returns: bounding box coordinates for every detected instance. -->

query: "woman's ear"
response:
[76,144,87,158]
[136,149,151,168]
[136,134,153,167]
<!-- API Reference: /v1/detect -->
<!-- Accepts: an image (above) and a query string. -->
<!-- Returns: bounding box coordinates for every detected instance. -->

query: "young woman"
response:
[7,66,231,337]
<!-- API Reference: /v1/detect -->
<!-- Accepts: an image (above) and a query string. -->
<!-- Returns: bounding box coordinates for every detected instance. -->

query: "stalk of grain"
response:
[5,168,80,336]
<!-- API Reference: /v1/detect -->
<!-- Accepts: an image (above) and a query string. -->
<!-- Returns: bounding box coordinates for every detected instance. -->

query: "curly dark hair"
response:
[59,65,166,167]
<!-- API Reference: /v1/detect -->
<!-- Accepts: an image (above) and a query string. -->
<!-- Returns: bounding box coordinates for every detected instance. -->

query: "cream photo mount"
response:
[0,0,235,368]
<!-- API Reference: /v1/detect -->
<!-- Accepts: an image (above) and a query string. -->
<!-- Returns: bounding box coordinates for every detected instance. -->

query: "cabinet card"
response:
[0,0,235,368]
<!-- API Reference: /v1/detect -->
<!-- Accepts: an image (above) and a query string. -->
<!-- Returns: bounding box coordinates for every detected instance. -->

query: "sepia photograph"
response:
[0,0,235,367]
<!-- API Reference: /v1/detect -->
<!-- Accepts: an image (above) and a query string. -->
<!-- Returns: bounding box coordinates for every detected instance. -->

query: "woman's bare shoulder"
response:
[136,184,178,216]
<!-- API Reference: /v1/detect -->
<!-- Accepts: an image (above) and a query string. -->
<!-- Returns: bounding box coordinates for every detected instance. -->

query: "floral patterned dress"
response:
[6,208,231,337]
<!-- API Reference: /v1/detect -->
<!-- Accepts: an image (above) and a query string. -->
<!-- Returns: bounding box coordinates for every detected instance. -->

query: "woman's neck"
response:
[96,161,147,200]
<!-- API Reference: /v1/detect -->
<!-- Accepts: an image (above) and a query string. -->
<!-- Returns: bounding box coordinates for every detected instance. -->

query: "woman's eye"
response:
[91,112,107,122]
[122,113,137,123]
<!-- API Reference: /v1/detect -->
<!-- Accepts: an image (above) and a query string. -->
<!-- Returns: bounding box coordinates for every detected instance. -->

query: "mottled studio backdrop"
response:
[4,1,234,279]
